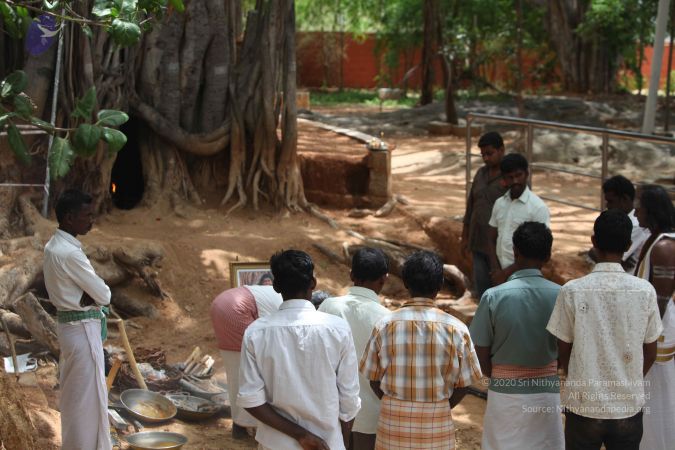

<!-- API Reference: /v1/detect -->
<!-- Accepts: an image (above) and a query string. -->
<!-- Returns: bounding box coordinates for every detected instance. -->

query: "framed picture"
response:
[229,262,274,288]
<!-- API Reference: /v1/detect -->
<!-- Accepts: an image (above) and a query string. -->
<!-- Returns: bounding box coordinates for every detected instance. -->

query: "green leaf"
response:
[1,70,28,98]
[96,109,129,126]
[49,137,74,180]
[71,86,97,120]
[29,116,55,131]
[168,0,185,13]
[121,0,138,17]
[102,127,127,154]
[73,124,103,156]
[110,19,141,46]
[43,1,61,11]
[0,112,16,128]
[13,95,33,118]
[7,123,31,165]
[0,3,20,38]
[92,0,114,18]
[15,6,29,18]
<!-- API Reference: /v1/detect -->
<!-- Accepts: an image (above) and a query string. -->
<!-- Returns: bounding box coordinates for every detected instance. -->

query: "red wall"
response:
[640,44,675,88]
[297,32,673,91]
[296,32,556,90]
[296,32,436,89]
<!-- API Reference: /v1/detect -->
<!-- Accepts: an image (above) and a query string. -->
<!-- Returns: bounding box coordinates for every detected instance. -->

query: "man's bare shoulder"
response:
[651,238,675,263]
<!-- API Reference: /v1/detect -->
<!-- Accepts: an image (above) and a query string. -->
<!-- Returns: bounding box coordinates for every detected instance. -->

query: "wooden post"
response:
[109,310,147,390]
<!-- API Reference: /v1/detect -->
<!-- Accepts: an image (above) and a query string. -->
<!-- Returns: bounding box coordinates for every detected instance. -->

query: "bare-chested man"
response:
[634,185,675,450]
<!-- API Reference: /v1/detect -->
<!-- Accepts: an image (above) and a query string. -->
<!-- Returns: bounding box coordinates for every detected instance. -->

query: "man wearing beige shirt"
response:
[547,210,662,450]
[319,247,390,450]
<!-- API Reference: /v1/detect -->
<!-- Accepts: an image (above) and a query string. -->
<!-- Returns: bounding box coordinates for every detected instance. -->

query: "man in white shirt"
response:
[319,247,390,450]
[487,153,550,287]
[547,210,663,450]
[588,175,650,273]
[238,250,361,450]
[43,189,112,450]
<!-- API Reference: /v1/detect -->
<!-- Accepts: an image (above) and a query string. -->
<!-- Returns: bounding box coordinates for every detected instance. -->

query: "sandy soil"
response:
[12,105,607,450]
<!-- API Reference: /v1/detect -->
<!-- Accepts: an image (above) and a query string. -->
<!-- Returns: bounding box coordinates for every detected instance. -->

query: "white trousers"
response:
[221,350,257,427]
[482,390,564,450]
[58,320,111,450]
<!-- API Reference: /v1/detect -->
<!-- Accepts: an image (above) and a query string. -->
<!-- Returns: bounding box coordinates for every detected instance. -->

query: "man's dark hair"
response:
[500,153,528,174]
[512,222,553,261]
[478,131,503,149]
[269,250,314,295]
[602,175,635,201]
[401,250,444,297]
[639,184,675,231]
[55,189,92,223]
[310,290,331,309]
[593,209,632,254]
[351,248,388,282]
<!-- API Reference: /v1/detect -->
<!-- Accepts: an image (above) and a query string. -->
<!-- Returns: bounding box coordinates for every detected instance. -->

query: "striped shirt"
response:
[360,298,482,402]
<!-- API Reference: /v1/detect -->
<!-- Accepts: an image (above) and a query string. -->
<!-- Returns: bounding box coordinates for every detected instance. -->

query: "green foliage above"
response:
[0,0,184,178]
[0,0,184,47]
[1,70,130,177]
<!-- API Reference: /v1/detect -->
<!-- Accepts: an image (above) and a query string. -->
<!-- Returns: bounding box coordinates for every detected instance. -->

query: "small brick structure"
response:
[299,147,391,209]
[298,121,392,209]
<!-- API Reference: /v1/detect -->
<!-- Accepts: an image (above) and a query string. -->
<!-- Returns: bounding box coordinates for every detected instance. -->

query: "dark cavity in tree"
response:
[111,119,144,210]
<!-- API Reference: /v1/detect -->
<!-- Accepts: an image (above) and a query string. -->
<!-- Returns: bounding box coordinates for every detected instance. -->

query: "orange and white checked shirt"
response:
[360,298,482,402]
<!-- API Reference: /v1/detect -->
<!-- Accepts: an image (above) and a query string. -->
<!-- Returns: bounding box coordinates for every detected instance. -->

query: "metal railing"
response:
[465,113,675,211]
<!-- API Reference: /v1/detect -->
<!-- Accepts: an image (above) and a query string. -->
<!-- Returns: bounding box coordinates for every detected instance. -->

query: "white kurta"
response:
[319,286,390,434]
[44,229,112,450]
[489,187,550,268]
[238,300,361,450]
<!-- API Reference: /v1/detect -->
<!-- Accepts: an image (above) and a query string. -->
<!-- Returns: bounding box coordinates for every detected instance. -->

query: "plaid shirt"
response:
[360,298,482,402]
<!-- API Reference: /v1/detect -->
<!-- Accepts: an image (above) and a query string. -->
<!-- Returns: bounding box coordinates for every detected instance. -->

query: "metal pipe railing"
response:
[465,113,675,212]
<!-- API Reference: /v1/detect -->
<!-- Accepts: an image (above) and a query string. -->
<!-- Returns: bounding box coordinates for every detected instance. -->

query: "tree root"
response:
[11,293,59,357]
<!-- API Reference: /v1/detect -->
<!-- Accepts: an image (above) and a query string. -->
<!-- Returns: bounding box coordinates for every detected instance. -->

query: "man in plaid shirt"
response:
[360,251,482,449]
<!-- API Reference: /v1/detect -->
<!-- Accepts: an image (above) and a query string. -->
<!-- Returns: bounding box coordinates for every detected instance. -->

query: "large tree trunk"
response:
[12,0,302,217]
[420,0,439,105]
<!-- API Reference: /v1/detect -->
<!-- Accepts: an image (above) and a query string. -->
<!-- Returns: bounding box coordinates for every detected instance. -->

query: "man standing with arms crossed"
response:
[319,247,391,450]
[470,222,563,449]
[462,131,507,300]
[488,153,550,287]
[547,210,662,450]
[238,250,361,450]
[44,189,112,450]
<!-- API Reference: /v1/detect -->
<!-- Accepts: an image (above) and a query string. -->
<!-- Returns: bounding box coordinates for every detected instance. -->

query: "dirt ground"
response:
[6,105,606,450]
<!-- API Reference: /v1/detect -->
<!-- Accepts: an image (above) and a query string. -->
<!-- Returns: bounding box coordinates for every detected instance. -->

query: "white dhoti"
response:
[58,320,111,450]
[482,390,564,450]
[221,350,257,427]
[641,300,675,450]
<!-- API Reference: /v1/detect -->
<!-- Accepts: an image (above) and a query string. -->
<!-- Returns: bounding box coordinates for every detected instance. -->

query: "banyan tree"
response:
[1,0,304,227]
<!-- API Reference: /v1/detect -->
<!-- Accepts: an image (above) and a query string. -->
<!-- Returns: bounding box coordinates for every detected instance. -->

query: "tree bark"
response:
[531,0,618,93]
[12,293,59,357]
[420,0,439,105]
